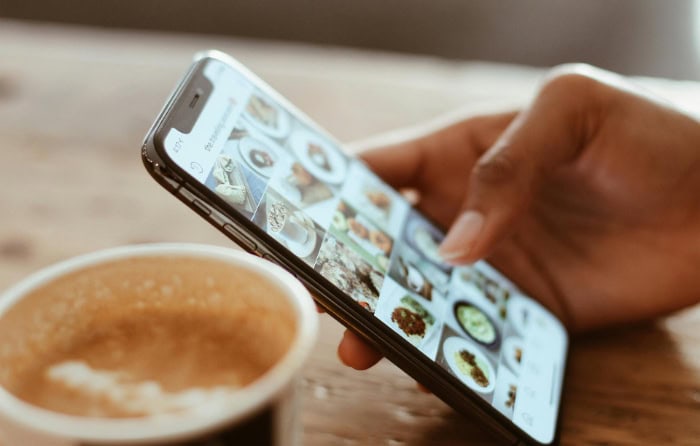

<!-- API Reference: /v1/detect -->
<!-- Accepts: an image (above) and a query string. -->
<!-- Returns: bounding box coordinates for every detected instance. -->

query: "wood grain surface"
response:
[0,20,699,446]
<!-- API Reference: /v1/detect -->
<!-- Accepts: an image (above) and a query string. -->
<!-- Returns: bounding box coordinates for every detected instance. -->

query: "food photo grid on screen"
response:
[196,77,564,439]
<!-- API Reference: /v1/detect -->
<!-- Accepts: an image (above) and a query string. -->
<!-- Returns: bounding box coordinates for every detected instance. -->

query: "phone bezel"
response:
[142,50,568,446]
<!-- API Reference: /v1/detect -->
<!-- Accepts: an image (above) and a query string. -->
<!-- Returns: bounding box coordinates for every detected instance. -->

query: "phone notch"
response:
[170,70,213,136]
[188,88,203,109]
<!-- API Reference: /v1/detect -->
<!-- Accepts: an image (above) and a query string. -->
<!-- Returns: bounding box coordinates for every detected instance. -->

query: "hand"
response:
[338,64,700,370]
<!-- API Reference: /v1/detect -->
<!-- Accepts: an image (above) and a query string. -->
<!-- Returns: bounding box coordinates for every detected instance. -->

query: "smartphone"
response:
[142,50,568,446]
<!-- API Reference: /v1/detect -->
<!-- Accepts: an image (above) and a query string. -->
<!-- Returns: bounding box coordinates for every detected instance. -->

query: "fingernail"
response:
[438,211,484,264]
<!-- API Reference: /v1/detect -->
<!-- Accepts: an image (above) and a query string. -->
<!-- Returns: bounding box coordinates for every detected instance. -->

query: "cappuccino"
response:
[0,256,296,418]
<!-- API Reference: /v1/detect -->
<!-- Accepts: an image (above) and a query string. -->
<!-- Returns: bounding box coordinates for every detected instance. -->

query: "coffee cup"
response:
[267,203,309,245]
[0,243,318,445]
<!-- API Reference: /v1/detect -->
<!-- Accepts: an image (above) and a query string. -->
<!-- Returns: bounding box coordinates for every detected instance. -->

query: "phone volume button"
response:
[222,223,257,252]
[262,252,280,264]
[191,199,211,215]
[262,252,288,271]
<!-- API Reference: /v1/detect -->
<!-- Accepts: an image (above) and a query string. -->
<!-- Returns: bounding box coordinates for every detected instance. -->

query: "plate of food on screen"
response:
[389,295,436,345]
[314,235,383,312]
[459,266,511,305]
[243,93,291,139]
[331,202,393,273]
[365,188,392,215]
[355,185,397,229]
[453,301,500,349]
[265,200,319,259]
[442,336,496,393]
[289,128,348,185]
[396,256,434,301]
[275,160,334,207]
[238,136,280,178]
[404,214,452,272]
[346,216,393,256]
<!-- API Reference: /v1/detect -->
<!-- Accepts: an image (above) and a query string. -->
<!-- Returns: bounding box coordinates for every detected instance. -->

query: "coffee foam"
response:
[46,361,240,417]
[0,256,296,418]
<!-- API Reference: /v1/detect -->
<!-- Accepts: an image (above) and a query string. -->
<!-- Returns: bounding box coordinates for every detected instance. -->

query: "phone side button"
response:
[191,199,211,216]
[261,252,290,271]
[222,223,257,252]
[261,253,278,264]
[262,252,287,266]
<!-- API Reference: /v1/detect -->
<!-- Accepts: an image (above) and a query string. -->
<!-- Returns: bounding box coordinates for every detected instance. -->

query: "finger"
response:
[337,329,383,370]
[358,113,517,191]
[315,303,325,313]
[356,117,479,189]
[439,69,602,264]
[416,382,431,394]
[358,137,428,190]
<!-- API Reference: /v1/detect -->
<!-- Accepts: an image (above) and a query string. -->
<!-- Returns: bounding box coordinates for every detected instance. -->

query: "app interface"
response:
[164,59,567,444]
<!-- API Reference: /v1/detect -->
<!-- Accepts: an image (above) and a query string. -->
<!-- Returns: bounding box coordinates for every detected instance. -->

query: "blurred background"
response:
[2,0,700,79]
[2,3,700,445]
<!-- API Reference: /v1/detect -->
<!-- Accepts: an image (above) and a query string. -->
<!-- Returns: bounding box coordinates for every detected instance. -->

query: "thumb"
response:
[438,70,601,264]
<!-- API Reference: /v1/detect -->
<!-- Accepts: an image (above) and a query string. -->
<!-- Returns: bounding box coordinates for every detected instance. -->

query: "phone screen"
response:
[159,57,567,444]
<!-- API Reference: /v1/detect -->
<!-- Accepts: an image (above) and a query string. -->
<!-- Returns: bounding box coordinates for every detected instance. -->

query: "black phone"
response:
[142,50,568,445]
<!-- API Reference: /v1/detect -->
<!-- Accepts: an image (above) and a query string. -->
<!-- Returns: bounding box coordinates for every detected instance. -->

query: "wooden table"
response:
[1,20,699,445]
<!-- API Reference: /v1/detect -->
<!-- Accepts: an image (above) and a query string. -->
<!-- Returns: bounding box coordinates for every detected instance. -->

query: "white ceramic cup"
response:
[0,244,318,446]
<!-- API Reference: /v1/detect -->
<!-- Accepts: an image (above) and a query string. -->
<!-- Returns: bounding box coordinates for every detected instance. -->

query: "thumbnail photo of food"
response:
[388,242,450,300]
[330,201,393,273]
[505,295,531,337]
[453,264,514,321]
[391,296,435,343]
[452,300,501,350]
[505,292,563,341]
[341,161,409,237]
[374,278,443,358]
[314,234,384,312]
[288,127,349,187]
[267,154,338,229]
[436,325,497,397]
[222,123,290,182]
[252,189,324,265]
[501,336,524,376]
[242,91,291,140]
[205,148,268,220]
[403,211,452,273]
[492,364,518,418]
[270,156,333,207]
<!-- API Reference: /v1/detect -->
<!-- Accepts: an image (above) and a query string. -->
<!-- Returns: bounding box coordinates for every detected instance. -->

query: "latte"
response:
[0,256,296,418]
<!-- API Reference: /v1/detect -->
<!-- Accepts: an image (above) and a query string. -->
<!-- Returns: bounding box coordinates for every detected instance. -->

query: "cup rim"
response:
[0,243,318,443]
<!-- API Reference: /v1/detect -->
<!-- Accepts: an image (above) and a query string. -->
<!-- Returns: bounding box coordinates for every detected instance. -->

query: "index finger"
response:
[357,138,427,190]
[353,112,517,190]
[355,121,465,189]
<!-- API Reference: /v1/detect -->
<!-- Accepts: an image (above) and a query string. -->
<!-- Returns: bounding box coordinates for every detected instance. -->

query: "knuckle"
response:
[548,62,596,78]
[540,64,602,99]
[536,65,609,120]
[473,153,518,186]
